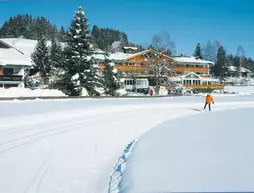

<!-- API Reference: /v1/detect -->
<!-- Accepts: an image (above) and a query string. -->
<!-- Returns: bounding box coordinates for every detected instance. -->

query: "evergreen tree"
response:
[193,43,203,59]
[60,6,102,96]
[49,37,64,69]
[212,46,226,80]
[91,25,130,50]
[59,25,67,41]
[0,14,59,40]
[103,53,121,96]
[31,37,50,82]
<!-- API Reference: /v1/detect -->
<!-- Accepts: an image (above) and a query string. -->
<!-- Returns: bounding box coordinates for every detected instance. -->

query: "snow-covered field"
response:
[1,96,254,193]
[117,107,254,193]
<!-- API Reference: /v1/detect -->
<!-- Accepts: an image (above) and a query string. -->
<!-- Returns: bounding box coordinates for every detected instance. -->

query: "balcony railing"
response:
[172,66,209,73]
[99,64,150,71]
[184,84,225,89]
[0,75,23,82]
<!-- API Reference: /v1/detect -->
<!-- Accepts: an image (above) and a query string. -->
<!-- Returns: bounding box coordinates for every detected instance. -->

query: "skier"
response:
[204,93,214,111]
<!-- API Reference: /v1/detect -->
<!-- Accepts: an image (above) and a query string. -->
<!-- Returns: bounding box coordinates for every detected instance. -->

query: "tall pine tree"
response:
[213,46,226,81]
[48,37,64,88]
[103,53,121,96]
[60,6,102,96]
[49,37,64,69]
[193,43,203,59]
[31,37,50,83]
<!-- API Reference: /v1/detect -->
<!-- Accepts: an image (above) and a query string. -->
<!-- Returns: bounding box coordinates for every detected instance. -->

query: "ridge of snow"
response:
[108,139,137,193]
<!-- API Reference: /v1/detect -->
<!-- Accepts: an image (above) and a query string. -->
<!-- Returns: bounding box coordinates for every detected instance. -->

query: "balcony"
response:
[99,64,150,71]
[184,84,225,89]
[172,66,209,73]
[0,75,23,83]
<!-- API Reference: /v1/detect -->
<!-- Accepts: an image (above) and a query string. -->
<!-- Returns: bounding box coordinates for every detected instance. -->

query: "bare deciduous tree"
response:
[152,32,176,56]
[236,45,245,77]
[143,32,175,94]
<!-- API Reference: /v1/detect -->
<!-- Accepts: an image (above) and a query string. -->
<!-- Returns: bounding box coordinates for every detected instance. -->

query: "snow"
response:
[224,85,254,95]
[115,88,127,96]
[0,38,65,66]
[227,65,251,73]
[0,88,66,98]
[173,56,214,65]
[112,68,118,73]
[123,47,138,50]
[109,62,115,67]
[0,47,32,66]
[81,88,89,96]
[1,96,254,193]
[71,73,79,81]
[118,107,254,193]
[93,52,133,61]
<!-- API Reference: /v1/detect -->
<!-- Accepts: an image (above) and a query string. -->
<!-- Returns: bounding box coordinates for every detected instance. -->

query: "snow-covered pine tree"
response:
[193,43,203,59]
[61,6,102,96]
[59,25,66,41]
[48,36,65,89]
[31,36,50,84]
[213,46,226,81]
[103,52,121,96]
[49,37,64,69]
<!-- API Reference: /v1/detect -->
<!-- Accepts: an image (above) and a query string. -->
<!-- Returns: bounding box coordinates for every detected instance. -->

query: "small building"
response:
[0,39,33,88]
[226,65,251,77]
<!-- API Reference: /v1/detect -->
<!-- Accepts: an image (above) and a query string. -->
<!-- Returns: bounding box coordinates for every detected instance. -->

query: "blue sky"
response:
[0,0,254,58]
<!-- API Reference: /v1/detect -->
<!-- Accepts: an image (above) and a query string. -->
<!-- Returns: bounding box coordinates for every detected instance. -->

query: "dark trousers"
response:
[204,103,211,111]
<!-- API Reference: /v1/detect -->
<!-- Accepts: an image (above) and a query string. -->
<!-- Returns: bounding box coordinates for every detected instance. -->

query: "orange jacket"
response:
[206,95,214,104]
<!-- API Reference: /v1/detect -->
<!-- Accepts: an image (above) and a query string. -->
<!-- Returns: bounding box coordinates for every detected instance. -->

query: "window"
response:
[3,68,14,76]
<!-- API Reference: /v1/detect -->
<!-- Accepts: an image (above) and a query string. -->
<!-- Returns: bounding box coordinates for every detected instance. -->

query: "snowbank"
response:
[224,86,254,95]
[0,88,66,98]
[117,107,254,193]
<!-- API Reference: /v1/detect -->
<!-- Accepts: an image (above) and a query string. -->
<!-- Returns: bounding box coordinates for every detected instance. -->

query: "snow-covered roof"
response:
[227,65,251,73]
[173,56,215,65]
[92,52,133,61]
[0,38,65,56]
[110,52,133,60]
[123,46,138,50]
[0,47,32,66]
[0,38,67,66]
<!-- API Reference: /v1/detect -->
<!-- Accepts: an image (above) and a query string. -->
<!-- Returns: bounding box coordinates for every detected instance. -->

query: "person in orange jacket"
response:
[204,93,214,111]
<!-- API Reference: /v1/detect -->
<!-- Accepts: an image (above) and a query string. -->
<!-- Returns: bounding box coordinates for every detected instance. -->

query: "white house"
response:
[169,56,223,90]
[0,39,34,88]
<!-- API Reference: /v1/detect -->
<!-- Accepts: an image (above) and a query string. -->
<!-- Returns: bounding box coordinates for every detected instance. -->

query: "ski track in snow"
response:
[0,98,254,193]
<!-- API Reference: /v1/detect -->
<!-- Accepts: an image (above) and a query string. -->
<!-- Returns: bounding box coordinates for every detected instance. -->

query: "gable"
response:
[124,49,174,64]
[184,72,200,79]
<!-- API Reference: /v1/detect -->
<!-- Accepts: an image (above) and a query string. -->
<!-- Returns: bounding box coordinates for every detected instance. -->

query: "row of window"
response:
[172,80,219,85]
[124,79,148,86]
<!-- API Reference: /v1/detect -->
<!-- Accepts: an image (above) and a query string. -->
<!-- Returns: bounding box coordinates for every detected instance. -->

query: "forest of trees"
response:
[192,42,254,79]
[0,14,144,52]
[0,14,67,41]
